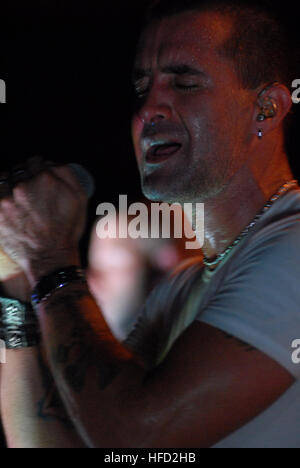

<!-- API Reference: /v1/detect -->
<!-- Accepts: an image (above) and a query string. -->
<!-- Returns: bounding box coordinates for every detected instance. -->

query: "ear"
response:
[250,83,292,137]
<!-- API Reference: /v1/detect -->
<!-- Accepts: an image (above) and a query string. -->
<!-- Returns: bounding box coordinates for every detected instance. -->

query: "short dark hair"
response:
[142,0,296,90]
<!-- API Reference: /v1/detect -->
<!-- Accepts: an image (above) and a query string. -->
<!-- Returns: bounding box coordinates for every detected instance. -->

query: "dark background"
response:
[0,0,298,446]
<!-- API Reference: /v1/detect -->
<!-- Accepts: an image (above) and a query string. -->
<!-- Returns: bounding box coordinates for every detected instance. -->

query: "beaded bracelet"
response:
[31,265,87,308]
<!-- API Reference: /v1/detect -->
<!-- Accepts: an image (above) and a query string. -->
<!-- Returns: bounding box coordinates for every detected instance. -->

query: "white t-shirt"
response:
[125,188,300,448]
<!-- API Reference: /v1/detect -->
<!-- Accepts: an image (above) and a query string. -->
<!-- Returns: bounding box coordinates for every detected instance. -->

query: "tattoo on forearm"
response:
[43,285,127,394]
[37,350,72,425]
[51,326,121,393]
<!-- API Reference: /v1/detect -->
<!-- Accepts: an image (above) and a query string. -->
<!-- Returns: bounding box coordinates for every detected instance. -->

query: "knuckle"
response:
[35,170,61,193]
[52,165,86,195]
[39,171,55,184]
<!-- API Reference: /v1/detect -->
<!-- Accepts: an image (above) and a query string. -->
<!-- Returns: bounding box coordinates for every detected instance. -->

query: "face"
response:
[131,11,254,203]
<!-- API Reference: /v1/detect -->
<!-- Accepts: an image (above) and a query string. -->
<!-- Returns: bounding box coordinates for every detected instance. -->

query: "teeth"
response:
[149,141,180,149]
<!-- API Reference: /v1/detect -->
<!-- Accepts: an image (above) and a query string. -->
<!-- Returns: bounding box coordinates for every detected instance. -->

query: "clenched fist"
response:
[0,157,89,286]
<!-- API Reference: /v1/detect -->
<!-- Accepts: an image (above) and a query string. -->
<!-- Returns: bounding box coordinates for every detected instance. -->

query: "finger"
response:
[50,164,88,198]
[10,157,65,206]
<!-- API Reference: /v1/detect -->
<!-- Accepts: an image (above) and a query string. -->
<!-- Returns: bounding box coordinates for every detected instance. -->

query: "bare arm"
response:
[1,346,85,448]
[33,279,293,448]
[0,273,85,448]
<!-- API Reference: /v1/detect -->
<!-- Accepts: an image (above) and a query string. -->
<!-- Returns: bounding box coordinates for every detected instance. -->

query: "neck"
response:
[184,144,294,263]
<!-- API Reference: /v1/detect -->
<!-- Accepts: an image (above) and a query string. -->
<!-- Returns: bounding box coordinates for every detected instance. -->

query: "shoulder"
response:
[198,193,300,380]
[225,191,300,281]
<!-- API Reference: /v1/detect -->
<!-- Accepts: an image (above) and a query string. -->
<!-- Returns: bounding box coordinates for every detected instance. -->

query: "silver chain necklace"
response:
[203,180,299,268]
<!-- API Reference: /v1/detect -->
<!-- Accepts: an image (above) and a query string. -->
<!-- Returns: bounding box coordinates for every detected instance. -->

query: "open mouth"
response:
[146,142,182,163]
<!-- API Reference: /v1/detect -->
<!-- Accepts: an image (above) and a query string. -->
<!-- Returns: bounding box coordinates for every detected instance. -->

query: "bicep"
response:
[122,321,294,448]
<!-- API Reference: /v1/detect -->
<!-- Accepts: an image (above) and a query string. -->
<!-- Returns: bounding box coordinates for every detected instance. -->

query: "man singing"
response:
[0,0,299,448]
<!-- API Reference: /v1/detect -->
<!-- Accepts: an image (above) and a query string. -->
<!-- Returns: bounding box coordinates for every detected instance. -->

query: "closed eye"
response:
[176,83,198,89]
[175,82,199,93]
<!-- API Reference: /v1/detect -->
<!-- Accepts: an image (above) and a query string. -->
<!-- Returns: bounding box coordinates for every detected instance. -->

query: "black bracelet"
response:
[0,297,40,349]
[31,265,86,307]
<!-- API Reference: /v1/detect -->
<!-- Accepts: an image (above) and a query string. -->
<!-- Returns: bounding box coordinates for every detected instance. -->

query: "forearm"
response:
[0,164,152,447]
[35,281,147,448]
[0,272,85,448]
[0,346,86,448]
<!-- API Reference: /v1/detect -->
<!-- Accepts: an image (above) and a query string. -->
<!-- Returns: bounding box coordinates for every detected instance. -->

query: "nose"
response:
[139,105,172,126]
[137,85,173,125]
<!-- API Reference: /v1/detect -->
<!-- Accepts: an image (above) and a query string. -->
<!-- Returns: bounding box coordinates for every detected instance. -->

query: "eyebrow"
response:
[132,64,205,83]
